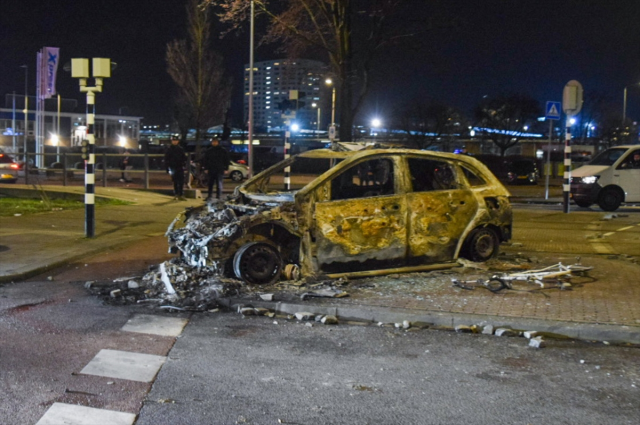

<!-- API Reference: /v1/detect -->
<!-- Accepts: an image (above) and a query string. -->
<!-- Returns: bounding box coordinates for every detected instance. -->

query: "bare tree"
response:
[167,0,231,148]
[392,99,466,150]
[208,0,437,142]
[474,94,541,156]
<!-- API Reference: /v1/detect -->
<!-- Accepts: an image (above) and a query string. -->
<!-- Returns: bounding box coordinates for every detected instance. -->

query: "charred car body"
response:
[168,149,513,284]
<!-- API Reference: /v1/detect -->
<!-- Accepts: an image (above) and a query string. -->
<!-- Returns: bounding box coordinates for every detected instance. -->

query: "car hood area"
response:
[571,165,609,178]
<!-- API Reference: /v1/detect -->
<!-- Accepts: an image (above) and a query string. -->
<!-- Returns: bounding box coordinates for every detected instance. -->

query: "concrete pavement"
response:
[1,183,639,344]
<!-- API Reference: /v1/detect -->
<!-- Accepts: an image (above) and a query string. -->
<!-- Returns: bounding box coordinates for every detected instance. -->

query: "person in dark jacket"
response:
[164,136,187,200]
[203,138,230,199]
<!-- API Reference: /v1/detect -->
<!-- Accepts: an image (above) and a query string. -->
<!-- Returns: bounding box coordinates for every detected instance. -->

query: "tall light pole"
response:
[20,65,28,162]
[247,0,255,178]
[325,78,336,147]
[623,82,640,124]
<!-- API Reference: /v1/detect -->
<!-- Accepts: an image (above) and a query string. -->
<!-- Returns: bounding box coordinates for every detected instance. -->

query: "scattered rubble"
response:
[529,337,546,348]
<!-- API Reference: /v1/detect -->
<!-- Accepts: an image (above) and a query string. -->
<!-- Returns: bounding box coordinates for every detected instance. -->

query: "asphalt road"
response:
[136,312,639,425]
[1,205,639,424]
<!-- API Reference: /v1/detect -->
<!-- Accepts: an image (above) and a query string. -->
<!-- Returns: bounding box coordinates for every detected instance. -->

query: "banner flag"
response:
[42,47,60,99]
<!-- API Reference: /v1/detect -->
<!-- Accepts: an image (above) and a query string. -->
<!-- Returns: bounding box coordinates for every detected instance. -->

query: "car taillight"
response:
[10,163,19,170]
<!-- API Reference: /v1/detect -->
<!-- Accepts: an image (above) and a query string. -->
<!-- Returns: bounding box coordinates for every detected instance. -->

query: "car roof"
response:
[298,148,475,163]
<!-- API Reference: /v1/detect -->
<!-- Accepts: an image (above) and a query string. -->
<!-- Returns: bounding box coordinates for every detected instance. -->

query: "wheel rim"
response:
[474,233,495,258]
[233,242,282,284]
[231,171,242,181]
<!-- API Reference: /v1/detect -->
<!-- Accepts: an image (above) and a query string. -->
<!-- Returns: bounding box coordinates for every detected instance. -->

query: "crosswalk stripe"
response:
[35,403,136,425]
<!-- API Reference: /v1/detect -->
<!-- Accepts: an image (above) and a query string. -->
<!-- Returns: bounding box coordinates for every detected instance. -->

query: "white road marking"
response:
[80,349,166,383]
[36,403,136,425]
[121,314,188,337]
[590,242,615,254]
[616,226,634,232]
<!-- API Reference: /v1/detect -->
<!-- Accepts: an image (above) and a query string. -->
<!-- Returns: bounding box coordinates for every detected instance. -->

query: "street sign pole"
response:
[545,119,553,200]
[544,101,561,200]
[562,81,583,214]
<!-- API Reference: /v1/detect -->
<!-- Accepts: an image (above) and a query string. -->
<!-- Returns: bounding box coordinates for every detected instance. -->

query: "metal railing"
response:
[22,152,170,189]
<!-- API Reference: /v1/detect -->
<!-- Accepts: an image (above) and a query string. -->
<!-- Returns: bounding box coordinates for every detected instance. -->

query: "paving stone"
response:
[35,402,136,425]
[80,349,166,383]
[121,314,188,337]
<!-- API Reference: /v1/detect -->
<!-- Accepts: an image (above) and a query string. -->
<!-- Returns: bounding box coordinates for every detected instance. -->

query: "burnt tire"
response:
[230,170,243,182]
[597,187,623,212]
[462,228,499,262]
[233,242,282,285]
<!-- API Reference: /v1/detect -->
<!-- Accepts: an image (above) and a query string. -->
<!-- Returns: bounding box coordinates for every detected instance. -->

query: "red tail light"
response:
[10,163,19,170]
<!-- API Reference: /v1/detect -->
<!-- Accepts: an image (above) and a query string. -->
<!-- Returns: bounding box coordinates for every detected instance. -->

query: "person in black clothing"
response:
[164,136,187,200]
[203,138,230,199]
[119,151,132,183]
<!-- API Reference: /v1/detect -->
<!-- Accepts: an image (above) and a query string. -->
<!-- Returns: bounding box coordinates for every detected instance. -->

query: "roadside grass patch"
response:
[0,197,132,216]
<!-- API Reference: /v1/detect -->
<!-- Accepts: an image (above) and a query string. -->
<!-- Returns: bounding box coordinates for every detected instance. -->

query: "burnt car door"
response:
[405,157,479,263]
[312,156,408,273]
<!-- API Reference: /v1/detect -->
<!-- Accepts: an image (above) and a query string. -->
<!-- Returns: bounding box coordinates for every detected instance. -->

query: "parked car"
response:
[0,153,19,183]
[571,145,640,211]
[506,159,539,185]
[225,161,249,182]
[169,149,513,284]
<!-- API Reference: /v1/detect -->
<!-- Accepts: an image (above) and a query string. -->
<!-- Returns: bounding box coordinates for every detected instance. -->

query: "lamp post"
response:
[70,57,112,238]
[623,82,640,124]
[312,102,321,132]
[20,65,28,163]
[247,0,255,178]
[325,78,336,146]
[51,134,60,163]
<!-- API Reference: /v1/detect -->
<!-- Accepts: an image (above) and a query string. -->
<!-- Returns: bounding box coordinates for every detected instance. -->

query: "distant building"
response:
[0,93,142,156]
[244,59,328,131]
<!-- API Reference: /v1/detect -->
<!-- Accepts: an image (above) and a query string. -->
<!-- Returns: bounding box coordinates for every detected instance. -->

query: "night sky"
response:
[2,0,639,127]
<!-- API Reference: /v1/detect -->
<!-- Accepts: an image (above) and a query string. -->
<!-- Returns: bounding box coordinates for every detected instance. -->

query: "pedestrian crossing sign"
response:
[546,101,561,120]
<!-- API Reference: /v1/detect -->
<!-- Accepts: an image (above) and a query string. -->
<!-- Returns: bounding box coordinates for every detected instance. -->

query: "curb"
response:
[219,297,640,345]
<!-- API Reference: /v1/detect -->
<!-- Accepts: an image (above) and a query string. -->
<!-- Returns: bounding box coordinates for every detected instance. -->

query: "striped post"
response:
[563,117,572,214]
[284,130,291,191]
[85,91,96,237]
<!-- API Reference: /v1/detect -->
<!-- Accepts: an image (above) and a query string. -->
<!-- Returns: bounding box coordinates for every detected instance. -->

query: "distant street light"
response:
[623,82,640,124]
[51,134,60,162]
[290,123,300,132]
[325,78,336,146]
[312,102,320,132]
[119,135,127,147]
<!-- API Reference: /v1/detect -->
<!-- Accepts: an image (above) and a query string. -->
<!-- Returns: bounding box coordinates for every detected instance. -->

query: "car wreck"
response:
[167,148,513,285]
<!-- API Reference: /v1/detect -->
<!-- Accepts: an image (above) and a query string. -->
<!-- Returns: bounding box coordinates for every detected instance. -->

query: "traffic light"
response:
[80,139,89,160]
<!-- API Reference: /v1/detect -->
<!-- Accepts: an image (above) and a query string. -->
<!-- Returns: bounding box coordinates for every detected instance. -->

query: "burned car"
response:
[168,149,512,284]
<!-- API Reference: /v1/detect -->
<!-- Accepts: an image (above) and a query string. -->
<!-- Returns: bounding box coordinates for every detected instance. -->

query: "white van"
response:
[570,145,640,211]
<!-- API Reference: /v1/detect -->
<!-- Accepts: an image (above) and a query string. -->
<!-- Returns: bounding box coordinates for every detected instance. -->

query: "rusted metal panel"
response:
[313,195,408,267]
[407,190,479,262]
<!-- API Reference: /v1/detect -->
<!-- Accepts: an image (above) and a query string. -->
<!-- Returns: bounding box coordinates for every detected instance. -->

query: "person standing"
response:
[164,136,187,200]
[119,151,132,183]
[203,138,230,200]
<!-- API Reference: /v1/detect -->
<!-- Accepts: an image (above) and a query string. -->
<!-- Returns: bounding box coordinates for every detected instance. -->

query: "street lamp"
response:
[623,82,640,124]
[20,65,28,163]
[51,134,60,163]
[371,118,381,143]
[119,135,127,147]
[312,102,320,132]
[325,78,336,145]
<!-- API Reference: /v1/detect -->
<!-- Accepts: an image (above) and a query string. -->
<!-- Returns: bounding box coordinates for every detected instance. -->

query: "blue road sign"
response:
[546,101,561,120]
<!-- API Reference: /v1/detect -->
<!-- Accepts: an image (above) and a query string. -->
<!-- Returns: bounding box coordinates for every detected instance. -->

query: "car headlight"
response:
[580,176,599,184]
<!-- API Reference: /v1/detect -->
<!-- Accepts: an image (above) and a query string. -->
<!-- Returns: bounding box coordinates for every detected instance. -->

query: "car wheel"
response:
[233,242,282,285]
[230,170,243,182]
[597,187,623,212]
[462,228,499,262]
[574,199,593,208]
